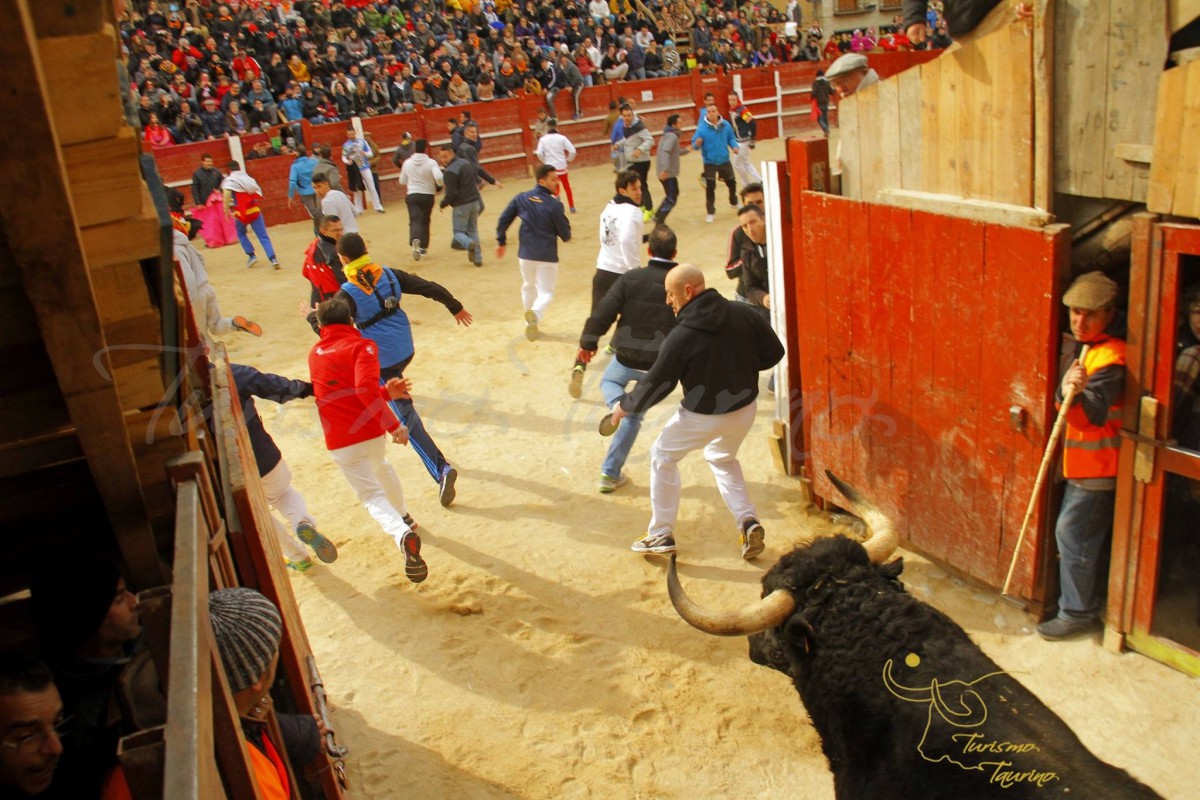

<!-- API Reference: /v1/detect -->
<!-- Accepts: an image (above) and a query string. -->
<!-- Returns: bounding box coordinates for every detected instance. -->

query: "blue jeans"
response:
[450,200,481,251]
[1053,483,1116,622]
[235,214,276,262]
[600,358,646,479]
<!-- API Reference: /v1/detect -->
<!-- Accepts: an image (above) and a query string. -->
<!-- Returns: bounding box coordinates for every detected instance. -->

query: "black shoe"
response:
[439,466,458,507]
[1036,616,1101,641]
[402,513,419,531]
[401,530,428,584]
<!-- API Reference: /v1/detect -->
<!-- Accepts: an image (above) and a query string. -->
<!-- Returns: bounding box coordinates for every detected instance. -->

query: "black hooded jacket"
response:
[623,288,783,416]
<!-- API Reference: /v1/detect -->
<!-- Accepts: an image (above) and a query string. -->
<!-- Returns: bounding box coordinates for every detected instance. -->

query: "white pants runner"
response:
[648,401,759,538]
[259,458,313,561]
[329,436,412,548]
[518,258,559,322]
[731,142,761,189]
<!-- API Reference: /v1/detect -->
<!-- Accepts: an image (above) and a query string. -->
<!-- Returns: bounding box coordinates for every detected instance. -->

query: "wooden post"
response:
[1033,0,1054,212]
[0,0,164,588]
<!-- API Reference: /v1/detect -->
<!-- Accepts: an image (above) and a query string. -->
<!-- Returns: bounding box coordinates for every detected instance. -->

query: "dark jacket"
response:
[440,156,483,208]
[623,288,783,415]
[725,229,770,314]
[581,258,678,371]
[902,0,1002,38]
[230,363,312,476]
[191,165,224,205]
[811,76,832,111]
[496,184,571,262]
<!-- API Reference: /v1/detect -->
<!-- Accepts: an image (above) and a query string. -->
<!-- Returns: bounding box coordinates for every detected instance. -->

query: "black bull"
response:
[668,472,1162,800]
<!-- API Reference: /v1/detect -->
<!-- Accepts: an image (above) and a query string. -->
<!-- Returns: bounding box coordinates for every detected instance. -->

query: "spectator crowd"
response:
[123,0,950,147]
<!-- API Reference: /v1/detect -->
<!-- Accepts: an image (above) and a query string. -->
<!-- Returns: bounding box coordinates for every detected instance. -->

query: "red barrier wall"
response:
[148,52,934,229]
[787,133,1067,596]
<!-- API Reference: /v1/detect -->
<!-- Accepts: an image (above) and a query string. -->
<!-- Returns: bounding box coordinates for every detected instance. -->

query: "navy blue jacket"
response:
[230,363,313,476]
[495,184,572,261]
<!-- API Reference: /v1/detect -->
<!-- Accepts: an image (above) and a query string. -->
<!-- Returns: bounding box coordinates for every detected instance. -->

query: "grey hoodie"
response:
[656,125,684,178]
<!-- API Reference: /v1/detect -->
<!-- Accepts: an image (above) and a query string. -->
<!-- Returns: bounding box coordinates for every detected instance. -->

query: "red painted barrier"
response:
[147,53,934,229]
[787,133,1066,595]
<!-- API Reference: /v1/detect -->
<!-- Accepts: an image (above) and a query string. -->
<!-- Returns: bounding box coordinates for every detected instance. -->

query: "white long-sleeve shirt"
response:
[596,198,644,275]
[398,152,444,195]
[535,132,577,172]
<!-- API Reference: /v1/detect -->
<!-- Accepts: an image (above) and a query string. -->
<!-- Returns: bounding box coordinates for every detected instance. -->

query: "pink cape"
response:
[192,191,238,248]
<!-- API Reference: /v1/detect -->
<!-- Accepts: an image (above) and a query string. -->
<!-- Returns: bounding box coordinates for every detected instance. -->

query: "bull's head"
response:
[668,471,900,673]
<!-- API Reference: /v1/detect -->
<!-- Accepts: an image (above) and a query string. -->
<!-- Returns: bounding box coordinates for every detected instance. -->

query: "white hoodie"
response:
[399,151,444,196]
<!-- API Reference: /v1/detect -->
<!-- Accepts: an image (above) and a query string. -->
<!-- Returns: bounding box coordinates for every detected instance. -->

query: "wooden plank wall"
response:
[0,0,175,588]
[1055,0,1168,203]
[1148,59,1200,219]
[838,20,1034,207]
[792,190,1069,597]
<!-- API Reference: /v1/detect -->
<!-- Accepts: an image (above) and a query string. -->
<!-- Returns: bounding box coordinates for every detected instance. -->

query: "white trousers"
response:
[648,402,758,538]
[731,142,761,188]
[518,258,559,322]
[196,282,233,339]
[329,436,411,548]
[259,458,312,561]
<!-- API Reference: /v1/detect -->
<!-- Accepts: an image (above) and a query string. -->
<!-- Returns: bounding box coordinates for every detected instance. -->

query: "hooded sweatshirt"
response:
[398,151,444,195]
[621,116,654,164]
[596,194,644,274]
[623,288,784,416]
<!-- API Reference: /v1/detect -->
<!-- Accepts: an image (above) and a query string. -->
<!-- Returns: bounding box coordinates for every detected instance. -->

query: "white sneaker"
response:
[524,310,539,341]
[705,214,715,223]
[598,473,627,493]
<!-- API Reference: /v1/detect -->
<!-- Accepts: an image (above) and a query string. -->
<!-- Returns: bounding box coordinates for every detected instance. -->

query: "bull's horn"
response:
[826,470,899,564]
[668,554,795,636]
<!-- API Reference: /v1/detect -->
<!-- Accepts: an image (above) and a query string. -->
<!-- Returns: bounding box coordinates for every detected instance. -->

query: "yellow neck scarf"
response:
[343,255,383,294]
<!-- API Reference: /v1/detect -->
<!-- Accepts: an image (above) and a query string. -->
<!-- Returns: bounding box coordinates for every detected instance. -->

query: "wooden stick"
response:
[1002,344,1090,597]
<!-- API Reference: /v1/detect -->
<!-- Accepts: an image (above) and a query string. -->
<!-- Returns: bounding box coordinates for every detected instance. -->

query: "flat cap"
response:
[826,53,869,80]
[1063,271,1118,310]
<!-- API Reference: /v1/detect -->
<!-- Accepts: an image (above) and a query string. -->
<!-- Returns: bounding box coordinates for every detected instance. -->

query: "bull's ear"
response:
[783,614,815,654]
[879,557,904,581]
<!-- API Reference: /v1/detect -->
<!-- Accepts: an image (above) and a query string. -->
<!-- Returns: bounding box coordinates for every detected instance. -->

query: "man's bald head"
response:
[665,264,705,315]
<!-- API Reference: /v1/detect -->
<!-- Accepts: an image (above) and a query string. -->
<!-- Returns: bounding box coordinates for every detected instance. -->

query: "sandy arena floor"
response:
[199,138,1194,798]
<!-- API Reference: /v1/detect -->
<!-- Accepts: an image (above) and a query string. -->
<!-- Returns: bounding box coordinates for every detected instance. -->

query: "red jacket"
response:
[309,323,399,450]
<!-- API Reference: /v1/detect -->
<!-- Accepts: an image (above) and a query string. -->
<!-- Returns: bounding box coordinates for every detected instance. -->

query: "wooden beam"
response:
[38,26,124,146]
[876,188,1055,228]
[1148,64,1189,213]
[0,0,163,587]
[1170,0,1200,33]
[80,183,162,269]
[28,0,104,38]
[1034,0,1054,212]
[63,129,145,228]
[1115,143,1154,164]
[0,428,82,480]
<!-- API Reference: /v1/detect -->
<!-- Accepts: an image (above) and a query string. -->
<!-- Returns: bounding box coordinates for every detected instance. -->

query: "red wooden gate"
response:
[788,141,1069,598]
